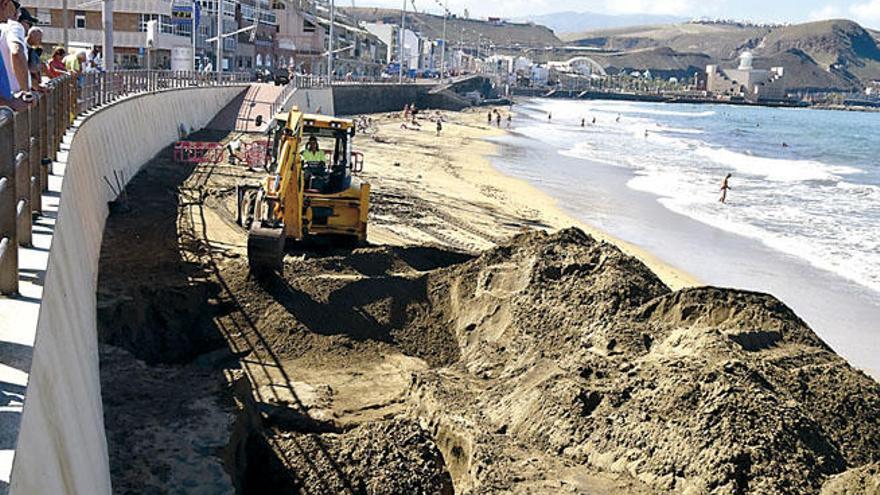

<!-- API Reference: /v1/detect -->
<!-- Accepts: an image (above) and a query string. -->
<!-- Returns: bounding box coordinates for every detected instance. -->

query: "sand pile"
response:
[246,419,454,494]
[407,228,880,493]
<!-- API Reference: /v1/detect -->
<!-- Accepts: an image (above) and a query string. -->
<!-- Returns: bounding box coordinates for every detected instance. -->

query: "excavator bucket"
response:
[247,224,285,274]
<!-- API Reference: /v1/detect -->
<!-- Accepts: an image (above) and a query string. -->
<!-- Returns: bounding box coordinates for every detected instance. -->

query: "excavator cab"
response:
[238,110,370,273]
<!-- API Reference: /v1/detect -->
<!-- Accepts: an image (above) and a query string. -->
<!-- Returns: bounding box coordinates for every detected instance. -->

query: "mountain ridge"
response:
[511,11,687,34]
[563,19,880,91]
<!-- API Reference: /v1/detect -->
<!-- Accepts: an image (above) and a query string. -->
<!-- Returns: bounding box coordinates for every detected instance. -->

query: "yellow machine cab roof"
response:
[274,109,353,131]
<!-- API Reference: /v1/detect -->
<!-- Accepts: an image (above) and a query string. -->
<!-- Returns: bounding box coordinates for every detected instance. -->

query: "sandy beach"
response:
[356,108,699,291]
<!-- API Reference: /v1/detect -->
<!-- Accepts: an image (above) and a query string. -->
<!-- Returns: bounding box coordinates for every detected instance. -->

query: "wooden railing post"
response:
[12,110,31,247]
[28,97,41,215]
[39,88,50,190]
[0,107,17,295]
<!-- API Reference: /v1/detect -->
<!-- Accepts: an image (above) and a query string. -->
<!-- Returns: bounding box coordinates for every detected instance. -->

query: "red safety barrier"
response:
[243,140,269,170]
[173,141,226,164]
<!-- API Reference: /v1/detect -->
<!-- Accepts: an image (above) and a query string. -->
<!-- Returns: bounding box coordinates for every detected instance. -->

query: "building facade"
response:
[23,0,194,69]
[707,52,787,101]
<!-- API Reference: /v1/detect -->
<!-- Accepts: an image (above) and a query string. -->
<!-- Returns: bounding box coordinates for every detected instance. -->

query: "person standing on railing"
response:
[1,0,31,94]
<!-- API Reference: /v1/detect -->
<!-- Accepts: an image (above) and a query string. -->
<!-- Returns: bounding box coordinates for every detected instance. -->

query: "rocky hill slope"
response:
[565,19,880,91]
[345,7,561,48]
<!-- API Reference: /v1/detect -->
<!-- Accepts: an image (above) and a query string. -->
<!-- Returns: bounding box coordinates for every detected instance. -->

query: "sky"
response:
[353,0,880,29]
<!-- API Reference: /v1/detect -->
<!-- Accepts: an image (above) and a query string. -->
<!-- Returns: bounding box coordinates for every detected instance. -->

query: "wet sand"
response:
[356,108,699,291]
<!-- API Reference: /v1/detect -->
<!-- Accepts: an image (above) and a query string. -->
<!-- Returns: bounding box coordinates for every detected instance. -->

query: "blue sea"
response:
[493,98,880,376]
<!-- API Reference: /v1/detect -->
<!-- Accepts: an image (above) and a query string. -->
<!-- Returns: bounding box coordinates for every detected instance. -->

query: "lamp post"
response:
[101,0,113,72]
[216,0,223,81]
[192,0,197,71]
[398,0,406,84]
[327,0,334,81]
[440,0,447,79]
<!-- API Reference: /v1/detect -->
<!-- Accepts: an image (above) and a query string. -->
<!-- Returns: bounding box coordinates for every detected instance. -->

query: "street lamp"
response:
[398,0,406,84]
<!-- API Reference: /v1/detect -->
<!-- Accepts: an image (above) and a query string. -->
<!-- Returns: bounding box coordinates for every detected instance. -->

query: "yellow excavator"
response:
[237,109,370,272]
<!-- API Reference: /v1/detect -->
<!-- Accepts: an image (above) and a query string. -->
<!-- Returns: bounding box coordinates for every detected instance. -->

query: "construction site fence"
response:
[0,70,250,296]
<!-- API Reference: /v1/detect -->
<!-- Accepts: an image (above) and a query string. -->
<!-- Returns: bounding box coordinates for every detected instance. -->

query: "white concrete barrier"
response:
[7,85,245,495]
[288,88,335,115]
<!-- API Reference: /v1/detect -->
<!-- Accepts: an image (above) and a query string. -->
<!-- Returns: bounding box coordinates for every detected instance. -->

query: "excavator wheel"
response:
[247,224,285,274]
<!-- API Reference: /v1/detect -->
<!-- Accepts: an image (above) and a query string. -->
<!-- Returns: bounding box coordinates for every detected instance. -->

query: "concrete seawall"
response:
[332,84,472,115]
[7,85,244,495]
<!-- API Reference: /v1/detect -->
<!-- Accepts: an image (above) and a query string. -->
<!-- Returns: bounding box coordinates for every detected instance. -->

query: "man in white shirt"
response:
[0,0,29,93]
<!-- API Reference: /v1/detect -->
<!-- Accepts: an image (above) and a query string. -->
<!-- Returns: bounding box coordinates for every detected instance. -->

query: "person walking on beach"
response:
[592,116,596,125]
[495,111,501,127]
[719,173,732,204]
[581,118,585,127]
[548,112,552,122]
[506,114,511,128]
[488,111,493,125]
[436,119,442,136]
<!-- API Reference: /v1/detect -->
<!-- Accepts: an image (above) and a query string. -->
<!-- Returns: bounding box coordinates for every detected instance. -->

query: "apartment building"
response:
[23,0,193,69]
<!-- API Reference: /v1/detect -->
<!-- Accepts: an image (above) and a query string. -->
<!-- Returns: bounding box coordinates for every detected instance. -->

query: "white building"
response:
[363,22,421,69]
[707,52,786,101]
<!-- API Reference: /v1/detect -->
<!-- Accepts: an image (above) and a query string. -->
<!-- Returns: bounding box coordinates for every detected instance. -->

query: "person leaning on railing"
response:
[45,46,68,79]
[0,0,33,111]
[25,26,46,92]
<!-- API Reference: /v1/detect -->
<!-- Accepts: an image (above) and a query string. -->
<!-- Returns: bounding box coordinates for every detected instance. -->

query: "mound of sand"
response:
[405,228,880,493]
[246,419,454,495]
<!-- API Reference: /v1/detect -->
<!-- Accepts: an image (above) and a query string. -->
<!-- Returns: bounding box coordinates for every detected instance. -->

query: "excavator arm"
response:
[246,110,305,273]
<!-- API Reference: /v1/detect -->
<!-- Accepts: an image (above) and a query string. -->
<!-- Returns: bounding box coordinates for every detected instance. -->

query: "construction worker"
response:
[302,136,327,190]
[302,136,326,167]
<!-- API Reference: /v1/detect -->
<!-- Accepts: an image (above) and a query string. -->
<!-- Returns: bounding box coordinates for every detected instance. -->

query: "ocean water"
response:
[513,99,880,296]
[491,98,880,375]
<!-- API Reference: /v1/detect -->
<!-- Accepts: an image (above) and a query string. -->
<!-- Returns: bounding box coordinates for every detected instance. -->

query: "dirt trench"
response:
[96,134,470,494]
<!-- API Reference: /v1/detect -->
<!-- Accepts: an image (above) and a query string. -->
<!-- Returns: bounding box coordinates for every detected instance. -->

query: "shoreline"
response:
[357,107,699,291]
[516,91,880,113]
[358,105,880,380]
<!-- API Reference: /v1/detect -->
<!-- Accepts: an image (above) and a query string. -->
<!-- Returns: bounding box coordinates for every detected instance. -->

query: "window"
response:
[75,12,86,29]
[139,14,173,34]
[303,20,316,33]
[31,8,50,25]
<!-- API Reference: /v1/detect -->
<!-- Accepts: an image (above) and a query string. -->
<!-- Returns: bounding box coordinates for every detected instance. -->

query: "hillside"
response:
[754,20,880,88]
[564,20,880,91]
[344,7,561,48]
[563,23,771,59]
[512,11,686,34]
[588,47,711,79]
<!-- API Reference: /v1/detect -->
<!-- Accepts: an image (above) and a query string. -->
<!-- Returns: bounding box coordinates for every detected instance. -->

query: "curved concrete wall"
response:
[8,85,245,495]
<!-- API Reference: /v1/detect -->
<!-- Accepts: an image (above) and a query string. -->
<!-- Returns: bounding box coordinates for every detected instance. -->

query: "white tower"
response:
[738,51,754,70]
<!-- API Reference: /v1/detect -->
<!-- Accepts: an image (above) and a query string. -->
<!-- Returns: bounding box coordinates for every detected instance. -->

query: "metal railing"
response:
[0,70,249,296]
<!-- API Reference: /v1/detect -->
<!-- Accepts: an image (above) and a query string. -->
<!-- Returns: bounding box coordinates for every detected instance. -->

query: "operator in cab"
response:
[302,136,329,191]
[302,136,326,167]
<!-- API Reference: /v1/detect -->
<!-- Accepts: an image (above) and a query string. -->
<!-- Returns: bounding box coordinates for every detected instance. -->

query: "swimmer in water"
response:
[719,173,732,204]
